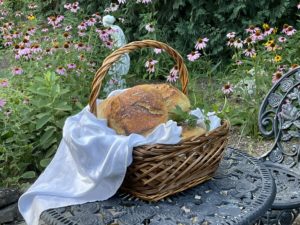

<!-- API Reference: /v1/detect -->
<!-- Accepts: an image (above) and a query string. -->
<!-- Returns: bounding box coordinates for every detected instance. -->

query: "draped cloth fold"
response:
[18,105,182,225]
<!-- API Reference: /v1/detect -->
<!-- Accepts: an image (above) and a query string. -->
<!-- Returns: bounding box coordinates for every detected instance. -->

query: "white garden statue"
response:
[102,15,130,95]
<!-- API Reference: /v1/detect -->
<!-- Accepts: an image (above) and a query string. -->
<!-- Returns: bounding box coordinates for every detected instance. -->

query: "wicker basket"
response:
[89,40,230,201]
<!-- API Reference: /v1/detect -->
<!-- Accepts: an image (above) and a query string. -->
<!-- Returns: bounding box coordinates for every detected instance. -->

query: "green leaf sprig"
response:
[169,105,198,128]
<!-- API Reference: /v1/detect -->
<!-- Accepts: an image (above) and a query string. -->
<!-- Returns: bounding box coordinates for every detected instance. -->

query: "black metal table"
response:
[40,148,276,225]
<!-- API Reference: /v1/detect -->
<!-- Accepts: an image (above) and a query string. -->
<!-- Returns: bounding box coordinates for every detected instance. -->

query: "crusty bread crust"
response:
[137,84,191,112]
[97,86,168,135]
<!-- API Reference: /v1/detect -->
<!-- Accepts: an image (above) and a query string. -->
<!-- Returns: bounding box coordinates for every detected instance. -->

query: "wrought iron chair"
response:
[258,66,300,224]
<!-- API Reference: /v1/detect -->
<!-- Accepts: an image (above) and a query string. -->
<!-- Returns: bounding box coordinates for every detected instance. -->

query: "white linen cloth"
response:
[18,89,221,225]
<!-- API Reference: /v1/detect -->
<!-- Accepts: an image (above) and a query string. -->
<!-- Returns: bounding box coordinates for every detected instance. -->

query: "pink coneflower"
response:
[0,80,8,87]
[18,45,31,56]
[56,66,66,75]
[146,64,156,73]
[41,28,49,33]
[243,48,256,57]
[154,48,163,54]
[226,32,236,39]
[67,63,76,69]
[12,31,22,39]
[31,44,42,53]
[70,3,80,13]
[264,27,274,36]
[222,83,234,95]
[233,39,243,48]
[244,37,255,45]
[145,23,155,32]
[272,71,283,84]
[74,42,85,51]
[87,18,96,26]
[64,3,72,10]
[187,51,201,62]
[0,0,4,5]
[236,60,243,65]
[167,66,179,82]
[0,99,6,108]
[98,29,109,41]
[78,30,86,37]
[195,37,209,50]
[251,29,264,41]
[285,26,296,36]
[226,38,235,47]
[4,41,12,47]
[104,40,113,49]
[298,3,300,9]
[245,25,257,34]
[145,59,158,68]
[65,25,72,31]
[12,67,23,75]
[278,36,287,43]
[77,22,87,30]
[277,65,287,72]
[92,12,101,19]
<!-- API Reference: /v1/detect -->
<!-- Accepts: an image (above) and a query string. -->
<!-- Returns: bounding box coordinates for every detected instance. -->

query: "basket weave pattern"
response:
[89,40,230,201]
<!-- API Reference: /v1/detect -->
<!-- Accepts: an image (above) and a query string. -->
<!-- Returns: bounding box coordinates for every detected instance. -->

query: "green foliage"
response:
[156,0,299,56]
[169,105,198,128]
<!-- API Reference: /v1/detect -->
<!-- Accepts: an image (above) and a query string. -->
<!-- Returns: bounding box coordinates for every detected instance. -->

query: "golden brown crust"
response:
[97,86,168,135]
[137,84,191,112]
[181,125,206,139]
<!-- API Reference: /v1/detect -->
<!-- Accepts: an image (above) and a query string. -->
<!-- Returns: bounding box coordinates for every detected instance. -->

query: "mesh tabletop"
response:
[40,148,276,225]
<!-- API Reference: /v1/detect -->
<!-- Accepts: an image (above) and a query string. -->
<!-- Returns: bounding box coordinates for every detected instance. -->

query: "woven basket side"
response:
[122,120,230,201]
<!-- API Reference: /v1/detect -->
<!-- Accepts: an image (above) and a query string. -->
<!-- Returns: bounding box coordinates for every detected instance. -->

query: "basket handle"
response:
[89,39,189,116]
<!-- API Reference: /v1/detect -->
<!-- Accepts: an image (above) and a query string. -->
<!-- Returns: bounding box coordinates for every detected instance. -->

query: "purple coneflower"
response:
[278,36,287,43]
[227,38,235,47]
[145,59,158,68]
[65,25,72,31]
[154,48,163,54]
[12,67,23,75]
[87,18,96,26]
[0,79,8,87]
[56,66,66,75]
[167,66,179,82]
[145,23,155,32]
[251,29,264,41]
[146,64,155,73]
[272,71,283,84]
[70,2,80,13]
[226,32,236,39]
[77,22,87,30]
[195,37,209,50]
[0,99,6,108]
[222,83,234,95]
[233,39,243,49]
[67,63,77,69]
[285,26,296,36]
[243,48,256,57]
[187,51,200,62]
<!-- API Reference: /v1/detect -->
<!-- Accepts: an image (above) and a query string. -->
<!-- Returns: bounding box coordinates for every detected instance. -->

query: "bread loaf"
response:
[138,84,191,112]
[181,125,206,139]
[97,85,168,135]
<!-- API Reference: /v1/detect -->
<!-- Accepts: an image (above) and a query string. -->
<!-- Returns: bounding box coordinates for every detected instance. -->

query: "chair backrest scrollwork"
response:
[259,67,300,174]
